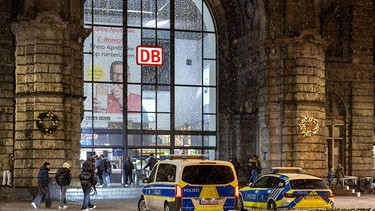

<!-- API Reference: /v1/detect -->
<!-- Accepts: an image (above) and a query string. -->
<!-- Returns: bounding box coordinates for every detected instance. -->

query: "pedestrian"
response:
[1,153,14,187]
[80,159,97,211]
[104,157,112,187]
[143,153,157,171]
[229,157,241,178]
[248,155,260,183]
[124,157,134,187]
[31,161,52,209]
[55,162,72,210]
[328,167,334,186]
[335,163,345,187]
[95,155,105,187]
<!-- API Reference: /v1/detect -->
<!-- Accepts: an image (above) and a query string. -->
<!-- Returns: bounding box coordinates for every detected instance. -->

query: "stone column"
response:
[282,30,327,177]
[263,29,327,177]
[11,2,87,187]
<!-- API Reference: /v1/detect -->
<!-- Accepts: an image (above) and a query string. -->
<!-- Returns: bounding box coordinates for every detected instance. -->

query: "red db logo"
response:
[136,46,164,66]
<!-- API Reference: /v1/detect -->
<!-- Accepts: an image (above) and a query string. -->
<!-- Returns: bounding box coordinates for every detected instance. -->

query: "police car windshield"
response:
[290,179,329,189]
[182,165,235,184]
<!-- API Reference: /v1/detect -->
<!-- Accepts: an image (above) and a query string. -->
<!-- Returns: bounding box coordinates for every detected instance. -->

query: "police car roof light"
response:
[270,167,303,174]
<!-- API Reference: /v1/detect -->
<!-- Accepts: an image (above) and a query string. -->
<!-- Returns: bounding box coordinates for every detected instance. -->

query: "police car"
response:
[138,154,239,211]
[239,167,334,210]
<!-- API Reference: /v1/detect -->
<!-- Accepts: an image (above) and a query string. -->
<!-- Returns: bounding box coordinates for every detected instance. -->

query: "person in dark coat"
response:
[229,157,241,178]
[143,153,157,171]
[95,155,105,187]
[124,157,134,187]
[31,161,52,209]
[55,162,72,209]
[80,159,97,211]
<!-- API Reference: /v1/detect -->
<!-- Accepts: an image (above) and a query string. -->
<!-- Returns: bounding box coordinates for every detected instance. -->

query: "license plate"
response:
[306,195,321,199]
[200,199,219,205]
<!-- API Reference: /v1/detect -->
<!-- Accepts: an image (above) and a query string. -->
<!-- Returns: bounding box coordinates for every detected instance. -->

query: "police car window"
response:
[156,164,176,182]
[290,179,329,189]
[268,177,285,188]
[251,176,268,188]
[182,165,234,184]
[148,164,158,183]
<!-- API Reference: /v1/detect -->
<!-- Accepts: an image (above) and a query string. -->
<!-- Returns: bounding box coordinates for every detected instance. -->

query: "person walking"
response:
[55,162,72,210]
[95,155,105,187]
[248,155,260,183]
[328,167,335,186]
[31,161,52,209]
[336,163,345,187]
[1,153,14,187]
[80,159,97,211]
[124,157,134,187]
[104,157,112,187]
[143,153,157,171]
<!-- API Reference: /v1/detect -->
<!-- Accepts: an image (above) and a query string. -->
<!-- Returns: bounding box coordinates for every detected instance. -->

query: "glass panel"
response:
[128,134,142,146]
[203,115,216,131]
[142,0,156,28]
[175,86,202,131]
[175,32,202,85]
[157,86,170,112]
[128,113,142,129]
[143,112,155,130]
[80,131,94,146]
[203,33,216,59]
[203,60,216,86]
[83,54,93,81]
[83,83,93,110]
[84,0,93,24]
[158,135,171,147]
[87,0,123,25]
[128,84,142,112]
[157,31,171,84]
[128,28,141,83]
[175,0,203,31]
[175,135,202,147]
[127,0,141,27]
[173,148,208,157]
[203,87,216,113]
[203,3,215,32]
[157,1,170,29]
[94,133,123,146]
[143,134,157,146]
[203,149,216,160]
[127,149,142,170]
[81,112,94,129]
[203,136,216,147]
[157,114,170,130]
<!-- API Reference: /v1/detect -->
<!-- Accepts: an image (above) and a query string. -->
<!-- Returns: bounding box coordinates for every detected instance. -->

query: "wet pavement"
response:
[1,195,375,210]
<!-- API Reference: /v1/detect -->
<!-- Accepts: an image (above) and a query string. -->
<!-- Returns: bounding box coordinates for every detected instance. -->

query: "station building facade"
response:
[0,0,374,189]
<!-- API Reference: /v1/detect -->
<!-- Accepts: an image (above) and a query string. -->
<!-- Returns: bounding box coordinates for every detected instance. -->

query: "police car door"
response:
[249,176,269,208]
[144,163,158,210]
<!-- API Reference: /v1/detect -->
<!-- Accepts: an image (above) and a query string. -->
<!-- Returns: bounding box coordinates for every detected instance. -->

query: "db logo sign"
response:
[136,46,164,66]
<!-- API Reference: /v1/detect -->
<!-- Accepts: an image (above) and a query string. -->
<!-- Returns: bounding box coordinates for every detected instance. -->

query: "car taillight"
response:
[322,193,334,198]
[283,192,301,198]
[175,185,182,198]
[235,186,239,198]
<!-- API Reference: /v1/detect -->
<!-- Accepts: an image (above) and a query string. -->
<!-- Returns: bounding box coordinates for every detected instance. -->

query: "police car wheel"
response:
[267,200,277,210]
[164,203,170,211]
[138,198,147,211]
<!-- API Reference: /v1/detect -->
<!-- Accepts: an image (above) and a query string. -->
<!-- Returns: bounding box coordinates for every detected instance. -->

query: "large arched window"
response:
[81,0,216,178]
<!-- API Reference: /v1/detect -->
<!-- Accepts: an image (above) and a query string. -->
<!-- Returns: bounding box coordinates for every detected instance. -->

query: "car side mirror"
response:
[249,182,253,187]
[142,177,149,183]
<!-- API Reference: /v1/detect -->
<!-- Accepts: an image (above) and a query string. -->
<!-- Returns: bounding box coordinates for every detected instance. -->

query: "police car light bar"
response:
[270,167,303,174]
[166,154,207,160]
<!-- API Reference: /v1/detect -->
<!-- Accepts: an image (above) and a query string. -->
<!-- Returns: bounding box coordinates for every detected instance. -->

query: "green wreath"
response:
[299,115,319,137]
[35,112,59,134]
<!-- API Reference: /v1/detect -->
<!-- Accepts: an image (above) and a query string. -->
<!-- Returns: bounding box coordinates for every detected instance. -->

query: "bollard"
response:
[356,192,361,197]
[351,189,355,193]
